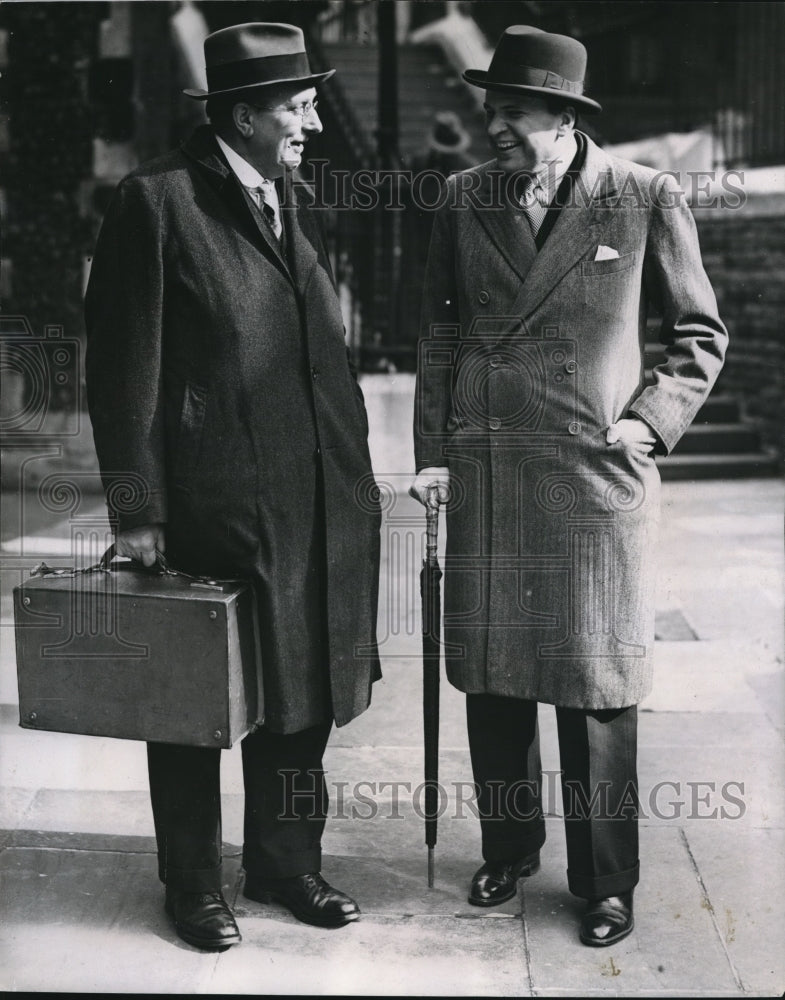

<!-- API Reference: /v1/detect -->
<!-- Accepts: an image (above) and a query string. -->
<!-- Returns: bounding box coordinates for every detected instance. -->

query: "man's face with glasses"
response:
[242,86,322,177]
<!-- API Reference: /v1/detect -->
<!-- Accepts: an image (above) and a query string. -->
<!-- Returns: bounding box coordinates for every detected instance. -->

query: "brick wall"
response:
[694,197,785,460]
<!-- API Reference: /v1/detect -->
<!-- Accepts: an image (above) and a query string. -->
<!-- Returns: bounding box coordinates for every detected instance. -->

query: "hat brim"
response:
[463,69,602,113]
[430,133,472,154]
[184,68,335,100]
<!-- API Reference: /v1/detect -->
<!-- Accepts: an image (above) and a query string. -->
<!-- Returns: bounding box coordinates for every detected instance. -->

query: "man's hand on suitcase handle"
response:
[409,467,450,507]
[117,524,166,568]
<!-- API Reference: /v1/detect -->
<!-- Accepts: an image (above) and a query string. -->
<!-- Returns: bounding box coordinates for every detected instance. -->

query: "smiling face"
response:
[233,85,322,178]
[484,91,574,175]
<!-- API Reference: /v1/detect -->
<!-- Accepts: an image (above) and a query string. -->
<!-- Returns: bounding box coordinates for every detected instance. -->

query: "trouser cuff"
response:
[568,860,640,900]
[243,847,322,880]
[482,822,546,863]
[160,861,223,893]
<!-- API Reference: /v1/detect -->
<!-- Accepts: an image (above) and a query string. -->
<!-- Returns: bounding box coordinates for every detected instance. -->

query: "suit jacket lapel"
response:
[510,136,618,321]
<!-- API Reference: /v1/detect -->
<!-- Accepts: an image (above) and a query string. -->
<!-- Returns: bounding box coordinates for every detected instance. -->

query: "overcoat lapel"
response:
[181,125,293,285]
[280,174,321,297]
[469,166,537,284]
[468,137,619,327]
[515,138,617,319]
[238,182,291,275]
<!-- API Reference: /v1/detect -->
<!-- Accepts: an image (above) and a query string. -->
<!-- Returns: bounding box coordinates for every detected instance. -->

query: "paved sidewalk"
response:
[1,427,783,994]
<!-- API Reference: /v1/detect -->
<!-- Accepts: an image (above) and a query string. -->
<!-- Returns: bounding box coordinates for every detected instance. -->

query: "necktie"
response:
[248,183,282,240]
[518,176,549,238]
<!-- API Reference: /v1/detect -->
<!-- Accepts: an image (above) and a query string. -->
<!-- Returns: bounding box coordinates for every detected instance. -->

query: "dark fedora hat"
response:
[184,22,335,100]
[463,25,601,113]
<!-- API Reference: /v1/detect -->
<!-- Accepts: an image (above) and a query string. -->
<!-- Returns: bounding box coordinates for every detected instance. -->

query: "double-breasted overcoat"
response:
[414,134,727,709]
[85,126,381,733]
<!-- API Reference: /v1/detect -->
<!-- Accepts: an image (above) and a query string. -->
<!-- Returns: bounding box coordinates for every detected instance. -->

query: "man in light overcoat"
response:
[411,25,727,946]
[85,23,380,950]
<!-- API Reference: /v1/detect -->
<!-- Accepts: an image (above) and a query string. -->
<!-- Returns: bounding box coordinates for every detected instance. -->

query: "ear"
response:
[232,102,254,138]
[557,105,577,134]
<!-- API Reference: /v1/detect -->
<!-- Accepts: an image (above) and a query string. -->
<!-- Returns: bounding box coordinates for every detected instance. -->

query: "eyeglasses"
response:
[252,99,319,119]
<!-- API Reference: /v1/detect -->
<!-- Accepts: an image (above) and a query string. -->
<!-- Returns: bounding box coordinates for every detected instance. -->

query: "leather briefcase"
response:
[13,548,263,748]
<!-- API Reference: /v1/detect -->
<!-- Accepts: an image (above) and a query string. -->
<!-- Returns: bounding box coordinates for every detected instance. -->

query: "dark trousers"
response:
[147,721,332,892]
[466,693,639,900]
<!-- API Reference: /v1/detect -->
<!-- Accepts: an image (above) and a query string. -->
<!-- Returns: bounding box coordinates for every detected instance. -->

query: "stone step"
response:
[672,421,761,454]
[322,42,486,164]
[658,450,781,479]
[695,393,741,422]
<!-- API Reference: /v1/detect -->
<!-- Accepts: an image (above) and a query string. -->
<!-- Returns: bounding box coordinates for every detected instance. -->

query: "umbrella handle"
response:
[425,486,440,561]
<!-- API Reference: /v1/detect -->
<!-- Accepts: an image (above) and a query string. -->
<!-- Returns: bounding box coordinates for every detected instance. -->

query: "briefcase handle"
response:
[31,545,239,591]
[97,544,234,589]
[96,543,185,577]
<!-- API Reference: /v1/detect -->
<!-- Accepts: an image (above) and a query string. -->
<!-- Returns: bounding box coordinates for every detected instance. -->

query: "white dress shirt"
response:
[519,132,578,236]
[215,133,281,235]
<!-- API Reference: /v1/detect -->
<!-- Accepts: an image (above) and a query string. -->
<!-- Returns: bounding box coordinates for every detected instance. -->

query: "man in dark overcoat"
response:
[411,26,727,946]
[85,23,381,950]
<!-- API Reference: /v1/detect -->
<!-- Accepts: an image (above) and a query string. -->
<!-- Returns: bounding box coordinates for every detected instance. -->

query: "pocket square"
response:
[594,245,619,261]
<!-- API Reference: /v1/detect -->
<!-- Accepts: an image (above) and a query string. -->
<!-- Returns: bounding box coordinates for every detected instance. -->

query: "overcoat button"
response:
[489,417,501,430]
[311,366,319,379]
[568,421,581,435]
[477,290,490,305]
[565,360,578,373]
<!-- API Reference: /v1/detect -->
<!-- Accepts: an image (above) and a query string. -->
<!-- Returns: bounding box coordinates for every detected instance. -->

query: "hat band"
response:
[487,59,584,95]
[207,51,312,92]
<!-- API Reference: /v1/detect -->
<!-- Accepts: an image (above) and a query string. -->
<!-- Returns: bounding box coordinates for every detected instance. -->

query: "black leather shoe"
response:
[579,891,634,946]
[164,888,241,951]
[468,853,541,907]
[243,872,360,928]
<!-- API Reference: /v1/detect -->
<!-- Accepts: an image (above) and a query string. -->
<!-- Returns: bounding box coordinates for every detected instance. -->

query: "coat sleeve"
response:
[84,176,168,530]
[413,189,460,472]
[627,173,728,454]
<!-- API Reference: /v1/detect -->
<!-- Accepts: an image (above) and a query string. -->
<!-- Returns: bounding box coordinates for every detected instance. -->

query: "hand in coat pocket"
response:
[606,418,656,457]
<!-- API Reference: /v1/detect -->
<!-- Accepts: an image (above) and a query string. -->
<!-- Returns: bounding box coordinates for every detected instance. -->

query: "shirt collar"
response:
[533,132,579,202]
[215,133,276,192]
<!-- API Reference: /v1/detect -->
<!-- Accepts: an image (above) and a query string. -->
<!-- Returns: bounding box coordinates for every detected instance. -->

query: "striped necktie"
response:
[247,183,282,240]
[519,177,549,238]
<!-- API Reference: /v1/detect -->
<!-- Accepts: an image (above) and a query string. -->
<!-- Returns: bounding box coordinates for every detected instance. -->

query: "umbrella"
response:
[421,486,442,887]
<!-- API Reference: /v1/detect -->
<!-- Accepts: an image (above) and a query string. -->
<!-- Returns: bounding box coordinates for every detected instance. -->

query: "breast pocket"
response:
[581,251,636,276]
[174,382,207,493]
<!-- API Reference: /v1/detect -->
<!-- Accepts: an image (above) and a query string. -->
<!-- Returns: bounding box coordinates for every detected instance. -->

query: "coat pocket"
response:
[174,382,207,492]
[581,251,636,276]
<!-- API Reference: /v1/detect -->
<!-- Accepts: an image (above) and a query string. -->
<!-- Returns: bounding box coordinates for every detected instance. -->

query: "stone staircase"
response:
[645,340,780,479]
[322,40,487,165]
